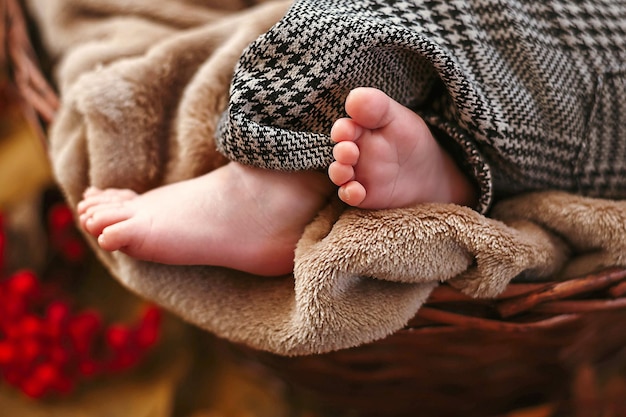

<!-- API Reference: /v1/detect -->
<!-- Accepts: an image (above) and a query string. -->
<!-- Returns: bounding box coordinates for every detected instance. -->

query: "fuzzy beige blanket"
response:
[27,0,626,356]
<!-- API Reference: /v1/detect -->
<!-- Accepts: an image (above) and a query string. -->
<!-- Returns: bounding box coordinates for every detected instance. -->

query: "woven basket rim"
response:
[3,0,59,146]
[410,267,626,332]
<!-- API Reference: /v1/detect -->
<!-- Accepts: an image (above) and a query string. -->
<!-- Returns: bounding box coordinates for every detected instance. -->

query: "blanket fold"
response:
[28,0,626,355]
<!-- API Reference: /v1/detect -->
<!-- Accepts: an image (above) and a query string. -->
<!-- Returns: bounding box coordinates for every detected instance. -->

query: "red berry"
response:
[20,378,47,399]
[48,204,74,233]
[68,311,102,353]
[137,328,159,349]
[31,363,59,386]
[136,326,159,350]
[7,270,39,297]
[45,302,71,338]
[136,307,161,349]
[0,341,15,364]
[71,311,101,334]
[46,301,70,324]
[105,325,132,350]
[19,315,43,338]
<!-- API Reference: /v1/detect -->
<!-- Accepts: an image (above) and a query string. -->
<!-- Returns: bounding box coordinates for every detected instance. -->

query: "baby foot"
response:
[328,87,476,209]
[77,162,333,276]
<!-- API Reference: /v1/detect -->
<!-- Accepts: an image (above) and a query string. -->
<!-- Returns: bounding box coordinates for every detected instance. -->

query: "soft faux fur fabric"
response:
[28,0,626,355]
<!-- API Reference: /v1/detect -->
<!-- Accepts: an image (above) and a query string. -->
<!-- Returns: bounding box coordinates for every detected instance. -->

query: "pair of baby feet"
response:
[77,87,476,276]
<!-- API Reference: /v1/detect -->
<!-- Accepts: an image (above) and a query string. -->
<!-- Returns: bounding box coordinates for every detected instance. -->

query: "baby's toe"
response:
[328,161,355,186]
[331,118,363,143]
[332,141,360,165]
[84,205,133,237]
[98,222,132,252]
[338,181,367,207]
[99,220,149,259]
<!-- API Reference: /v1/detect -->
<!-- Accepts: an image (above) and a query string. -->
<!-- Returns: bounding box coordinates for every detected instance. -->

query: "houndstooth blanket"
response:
[218,0,626,214]
[28,0,626,355]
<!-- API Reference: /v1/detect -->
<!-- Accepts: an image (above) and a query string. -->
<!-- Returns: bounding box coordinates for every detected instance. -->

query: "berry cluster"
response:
[0,203,161,399]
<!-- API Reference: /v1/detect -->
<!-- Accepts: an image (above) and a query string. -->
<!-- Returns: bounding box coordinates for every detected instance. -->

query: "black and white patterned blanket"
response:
[218,0,626,213]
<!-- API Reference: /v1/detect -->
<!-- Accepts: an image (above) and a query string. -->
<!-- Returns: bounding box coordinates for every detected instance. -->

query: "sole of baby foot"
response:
[329,87,477,209]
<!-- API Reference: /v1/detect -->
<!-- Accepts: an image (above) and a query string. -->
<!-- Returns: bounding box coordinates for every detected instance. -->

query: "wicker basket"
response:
[6,1,626,416]
[2,0,58,142]
[248,268,626,416]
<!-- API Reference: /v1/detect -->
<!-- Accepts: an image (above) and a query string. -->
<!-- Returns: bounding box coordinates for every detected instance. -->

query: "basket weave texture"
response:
[5,1,626,416]
[251,268,626,416]
[2,0,58,140]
